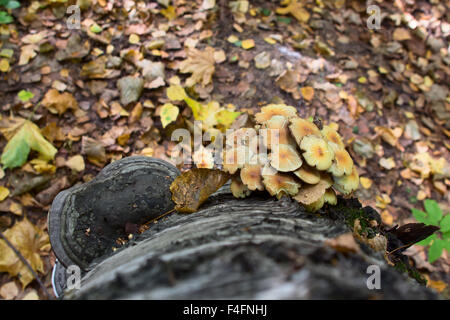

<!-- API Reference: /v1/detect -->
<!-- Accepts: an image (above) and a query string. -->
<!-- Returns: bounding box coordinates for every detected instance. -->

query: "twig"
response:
[0,230,52,299]
[139,208,176,232]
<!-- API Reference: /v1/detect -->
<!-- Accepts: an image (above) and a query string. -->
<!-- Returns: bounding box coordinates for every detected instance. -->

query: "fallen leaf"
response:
[0,219,49,287]
[65,155,85,172]
[0,186,10,201]
[276,0,310,23]
[160,103,179,128]
[179,47,215,87]
[301,86,314,101]
[41,89,78,115]
[170,168,231,213]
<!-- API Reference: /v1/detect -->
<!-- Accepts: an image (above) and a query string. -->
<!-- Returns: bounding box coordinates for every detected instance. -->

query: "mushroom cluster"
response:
[222,104,359,212]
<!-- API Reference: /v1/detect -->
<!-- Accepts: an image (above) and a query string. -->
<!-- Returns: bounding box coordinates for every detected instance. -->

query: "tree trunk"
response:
[49,157,438,300]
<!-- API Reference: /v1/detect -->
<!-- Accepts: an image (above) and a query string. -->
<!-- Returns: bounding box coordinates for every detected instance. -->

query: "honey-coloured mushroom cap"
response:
[225,127,258,149]
[289,118,321,146]
[262,171,301,199]
[294,164,321,184]
[240,163,264,191]
[323,188,337,205]
[192,146,215,169]
[328,148,353,177]
[333,166,359,195]
[222,145,253,174]
[300,135,334,171]
[263,115,292,149]
[231,175,251,198]
[255,104,297,124]
[304,196,325,212]
[270,144,303,172]
[321,125,345,148]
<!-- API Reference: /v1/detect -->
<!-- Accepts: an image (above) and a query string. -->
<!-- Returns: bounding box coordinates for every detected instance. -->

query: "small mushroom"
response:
[240,163,264,191]
[304,196,325,212]
[231,175,251,198]
[263,115,292,149]
[328,147,353,177]
[255,104,297,124]
[270,144,303,172]
[222,146,253,174]
[294,164,321,184]
[262,170,301,199]
[293,178,329,205]
[333,166,359,195]
[300,135,334,171]
[289,118,320,146]
[192,146,215,169]
[323,188,337,205]
[225,127,258,149]
[321,125,344,148]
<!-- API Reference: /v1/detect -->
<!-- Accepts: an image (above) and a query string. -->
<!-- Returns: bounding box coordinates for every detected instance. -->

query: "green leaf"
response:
[443,231,450,240]
[415,234,436,246]
[1,120,57,169]
[424,199,442,224]
[0,11,13,24]
[5,1,20,9]
[428,239,444,263]
[412,208,434,225]
[89,23,102,34]
[440,214,450,233]
[17,90,34,103]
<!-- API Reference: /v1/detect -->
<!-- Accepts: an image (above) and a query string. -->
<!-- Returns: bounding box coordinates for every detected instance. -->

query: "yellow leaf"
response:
[9,202,22,216]
[0,186,9,201]
[167,85,187,101]
[161,5,177,20]
[359,177,372,189]
[129,34,140,44]
[241,39,255,50]
[0,59,10,72]
[427,280,447,293]
[18,45,37,66]
[276,0,310,23]
[160,103,180,128]
[0,218,49,287]
[179,47,215,87]
[264,37,277,45]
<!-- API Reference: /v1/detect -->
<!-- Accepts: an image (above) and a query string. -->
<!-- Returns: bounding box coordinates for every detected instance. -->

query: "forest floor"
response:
[0,0,449,299]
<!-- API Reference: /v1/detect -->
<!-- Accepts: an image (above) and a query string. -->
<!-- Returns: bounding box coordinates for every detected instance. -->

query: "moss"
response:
[394,260,427,285]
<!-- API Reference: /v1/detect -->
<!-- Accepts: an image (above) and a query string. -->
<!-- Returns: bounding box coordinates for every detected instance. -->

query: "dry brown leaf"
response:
[293,179,328,205]
[325,232,360,254]
[0,219,49,288]
[179,47,215,87]
[41,89,78,115]
[170,168,231,213]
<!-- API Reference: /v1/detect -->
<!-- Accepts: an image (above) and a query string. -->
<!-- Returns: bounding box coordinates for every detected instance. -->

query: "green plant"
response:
[412,199,450,263]
[0,0,20,24]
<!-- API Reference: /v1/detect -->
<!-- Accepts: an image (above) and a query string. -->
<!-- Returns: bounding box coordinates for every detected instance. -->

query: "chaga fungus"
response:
[300,135,334,170]
[270,144,302,172]
[255,104,297,124]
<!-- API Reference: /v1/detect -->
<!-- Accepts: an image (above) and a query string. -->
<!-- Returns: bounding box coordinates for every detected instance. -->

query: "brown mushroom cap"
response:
[270,144,303,172]
[321,125,345,148]
[333,166,359,195]
[240,163,264,191]
[294,164,321,184]
[328,147,353,177]
[323,188,337,205]
[231,175,251,198]
[293,178,329,205]
[193,146,215,169]
[255,104,297,124]
[225,127,258,149]
[264,115,292,149]
[289,118,321,146]
[300,135,334,171]
[262,170,301,199]
[222,145,253,174]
